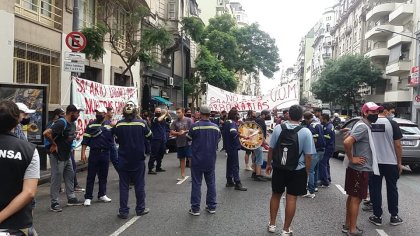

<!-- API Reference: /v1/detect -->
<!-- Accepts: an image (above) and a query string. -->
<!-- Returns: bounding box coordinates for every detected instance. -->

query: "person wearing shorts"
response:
[170,108,193,181]
[342,102,382,236]
[265,105,316,235]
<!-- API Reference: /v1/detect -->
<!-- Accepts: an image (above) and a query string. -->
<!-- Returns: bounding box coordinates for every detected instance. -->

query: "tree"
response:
[181,14,280,95]
[81,0,171,85]
[312,55,382,113]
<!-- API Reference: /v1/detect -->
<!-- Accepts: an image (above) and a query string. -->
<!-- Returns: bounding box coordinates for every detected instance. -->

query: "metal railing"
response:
[15,0,62,30]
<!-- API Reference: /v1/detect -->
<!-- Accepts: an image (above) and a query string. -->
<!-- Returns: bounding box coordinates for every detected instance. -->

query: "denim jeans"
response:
[314,151,324,187]
[307,152,320,194]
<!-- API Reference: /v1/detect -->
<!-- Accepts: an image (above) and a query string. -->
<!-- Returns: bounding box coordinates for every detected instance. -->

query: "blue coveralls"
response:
[306,121,326,193]
[110,142,119,172]
[82,120,114,200]
[319,122,335,185]
[187,120,221,212]
[148,116,167,171]
[222,120,242,184]
[113,118,152,215]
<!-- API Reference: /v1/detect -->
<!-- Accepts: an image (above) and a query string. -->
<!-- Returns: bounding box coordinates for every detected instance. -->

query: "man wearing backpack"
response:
[302,111,326,198]
[43,105,84,212]
[266,105,316,235]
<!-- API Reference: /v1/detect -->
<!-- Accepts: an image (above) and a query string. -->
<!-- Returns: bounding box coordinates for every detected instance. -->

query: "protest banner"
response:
[206,81,299,112]
[71,77,138,146]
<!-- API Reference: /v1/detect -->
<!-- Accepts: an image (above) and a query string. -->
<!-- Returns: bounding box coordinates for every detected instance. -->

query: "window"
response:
[236,15,241,22]
[79,0,96,28]
[114,10,127,51]
[114,73,130,87]
[326,16,331,21]
[168,0,176,20]
[13,41,60,104]
[15,0,63,30]
[217,0,224,6]
[326,23,330,32]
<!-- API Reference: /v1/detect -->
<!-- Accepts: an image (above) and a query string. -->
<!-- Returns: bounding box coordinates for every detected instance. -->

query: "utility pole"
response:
[70,0,80,105]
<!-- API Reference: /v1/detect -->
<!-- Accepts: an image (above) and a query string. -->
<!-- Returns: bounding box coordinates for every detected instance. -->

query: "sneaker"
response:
[362,203,373,212]
[226,182,235,187]
[303,191,315,199]
[318,184,330,188]
[314,188,319,192]
[234,183,247,191]
[50,203,62,212]
[245,165,253,171]
[99,195,112,203]
[188,209,200,216]
[390,215,403,226]
[267,224,276,233]
[368,215,382,226]
[136,208,150,216]
[83,199,91,206]
[342,225,363,234]
[252,175,268,182]
[156,168,166,172]
[177,176,186,181]
[67,198,83,206]
[281,229,293,235]
[205,206,216,214]
[118,213,128,219]
[74,185,85,193]
[362,199,371,206]
[148,170,157,175]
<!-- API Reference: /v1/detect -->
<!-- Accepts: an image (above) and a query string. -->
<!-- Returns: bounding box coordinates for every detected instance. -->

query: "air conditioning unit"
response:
[168,77,174,86]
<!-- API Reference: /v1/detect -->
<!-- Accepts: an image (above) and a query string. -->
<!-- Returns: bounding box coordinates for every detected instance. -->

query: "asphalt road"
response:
[33,151,420,236]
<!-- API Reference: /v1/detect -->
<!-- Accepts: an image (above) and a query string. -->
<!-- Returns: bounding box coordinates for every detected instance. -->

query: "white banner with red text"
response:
[206,81,299,112]
[71,77,138,147]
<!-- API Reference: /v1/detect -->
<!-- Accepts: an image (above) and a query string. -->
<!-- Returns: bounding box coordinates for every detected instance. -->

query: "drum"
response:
[238,121,264,150]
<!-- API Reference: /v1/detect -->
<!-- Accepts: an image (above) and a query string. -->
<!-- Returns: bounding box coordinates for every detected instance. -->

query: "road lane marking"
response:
[177,176,190,185]
[109,216,140,236]
[335,184,346,195]
[376,229,389,236]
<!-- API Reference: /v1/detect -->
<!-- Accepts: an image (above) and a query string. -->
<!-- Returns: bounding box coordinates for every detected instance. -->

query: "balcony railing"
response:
[15,0,63,30]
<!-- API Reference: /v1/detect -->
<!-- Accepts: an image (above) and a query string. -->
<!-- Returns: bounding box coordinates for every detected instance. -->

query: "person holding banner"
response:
[222,109,247,191]
[105,107,119,172]
[113,101,153,219]
[80,106,114,206]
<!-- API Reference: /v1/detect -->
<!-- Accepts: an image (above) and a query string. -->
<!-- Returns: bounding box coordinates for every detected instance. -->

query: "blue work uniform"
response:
[222,120,242,184]
[319,122,335,185]
[113,118,152,216]
[82,120,114,200]
[187,119,221,212]
[306,121,326,193]
[148,116,167,171]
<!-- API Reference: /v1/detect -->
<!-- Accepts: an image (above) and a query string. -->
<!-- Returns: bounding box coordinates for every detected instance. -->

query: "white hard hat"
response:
[16,102,35,114]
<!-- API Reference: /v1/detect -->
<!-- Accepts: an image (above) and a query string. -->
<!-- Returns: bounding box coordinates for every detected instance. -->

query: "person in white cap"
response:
[80,106,114,206]
[13,102,35,141]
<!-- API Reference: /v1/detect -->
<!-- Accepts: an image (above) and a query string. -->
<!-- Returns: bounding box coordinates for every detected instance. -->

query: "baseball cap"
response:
[200,105,211,115]
[95,106,107,113]
[16,102,36,114]
[66,104,84,113]
[361,102,383,114]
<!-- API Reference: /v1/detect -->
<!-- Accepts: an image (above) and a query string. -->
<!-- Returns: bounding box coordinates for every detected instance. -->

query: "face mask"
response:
[21,117,30,125]
[155,113,161,117]
[389,113,395,119]
[71,115,78,122]
[367,114,379,123]
[96,115,105,122]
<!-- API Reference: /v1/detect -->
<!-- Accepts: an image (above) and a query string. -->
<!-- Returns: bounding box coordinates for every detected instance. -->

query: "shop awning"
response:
[153,96,173,106]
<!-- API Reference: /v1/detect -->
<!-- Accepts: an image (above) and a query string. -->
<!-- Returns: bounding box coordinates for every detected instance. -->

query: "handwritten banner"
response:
[206,81,299,112]
[71,77,138,146]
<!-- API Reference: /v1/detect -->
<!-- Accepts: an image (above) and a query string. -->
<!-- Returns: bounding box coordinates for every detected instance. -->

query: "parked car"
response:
[334,117,420,172]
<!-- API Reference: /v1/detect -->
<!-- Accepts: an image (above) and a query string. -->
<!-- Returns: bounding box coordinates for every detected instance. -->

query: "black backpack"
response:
[272,124,303,170]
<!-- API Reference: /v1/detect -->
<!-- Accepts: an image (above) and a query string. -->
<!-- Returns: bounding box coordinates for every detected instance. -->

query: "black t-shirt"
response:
[51,119,75,161]
[389,119,403,140]
[255,117,267,139]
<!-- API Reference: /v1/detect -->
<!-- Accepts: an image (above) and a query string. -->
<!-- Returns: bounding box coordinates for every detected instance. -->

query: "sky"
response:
[238,0,337,93]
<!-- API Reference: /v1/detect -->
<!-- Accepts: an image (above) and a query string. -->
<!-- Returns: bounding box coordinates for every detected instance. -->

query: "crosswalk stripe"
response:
[109,216,140,236]
[177,176,190,185]
[376,229,389,236]
[335,184,346,195]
